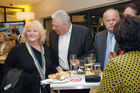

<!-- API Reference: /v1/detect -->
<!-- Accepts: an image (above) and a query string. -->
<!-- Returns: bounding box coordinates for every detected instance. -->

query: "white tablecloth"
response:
[50,75,100,90]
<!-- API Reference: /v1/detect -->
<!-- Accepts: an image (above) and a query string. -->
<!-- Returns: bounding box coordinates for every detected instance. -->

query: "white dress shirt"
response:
[58,24,72,70]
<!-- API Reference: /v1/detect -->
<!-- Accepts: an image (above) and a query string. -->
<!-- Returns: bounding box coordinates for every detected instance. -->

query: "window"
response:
[6,8,23,22]
[0,6,24,22]
[0,8,4,22]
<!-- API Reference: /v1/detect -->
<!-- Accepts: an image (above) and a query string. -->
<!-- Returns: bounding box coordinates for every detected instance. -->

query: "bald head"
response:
[103,8,120,21]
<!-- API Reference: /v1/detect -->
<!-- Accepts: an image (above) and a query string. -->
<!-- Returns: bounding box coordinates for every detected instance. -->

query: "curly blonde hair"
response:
[21,20,46,45]
[0,32,10,41]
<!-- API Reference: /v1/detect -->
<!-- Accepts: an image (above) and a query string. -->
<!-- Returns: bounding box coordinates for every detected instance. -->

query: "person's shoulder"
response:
[43,43,51,54]
[14,43,25,49]
[49,30,57,38]
[73,24,89,30]
[9,43,23,52]
[43,43,49,48]
[72,24,90,35]
[96,30,107,36]
[50,30,56,34]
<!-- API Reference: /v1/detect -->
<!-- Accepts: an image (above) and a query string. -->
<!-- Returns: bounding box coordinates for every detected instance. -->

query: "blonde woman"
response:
[3,20,55,93]
[0,32,14,56]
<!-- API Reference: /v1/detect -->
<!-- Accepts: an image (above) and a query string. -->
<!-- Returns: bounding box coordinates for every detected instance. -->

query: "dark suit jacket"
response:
[94,30,120,71]
[49,24,94,69]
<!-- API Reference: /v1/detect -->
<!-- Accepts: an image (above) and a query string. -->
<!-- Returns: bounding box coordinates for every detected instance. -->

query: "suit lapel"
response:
[68,27,75,58]
[102,31,108,61]
[53,33,59,58]
[67,25,76,66]
[102,31,120,56]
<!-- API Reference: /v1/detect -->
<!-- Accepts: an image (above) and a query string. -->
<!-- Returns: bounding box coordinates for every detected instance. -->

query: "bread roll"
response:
[48,71,70,80]
[48,73,58,79]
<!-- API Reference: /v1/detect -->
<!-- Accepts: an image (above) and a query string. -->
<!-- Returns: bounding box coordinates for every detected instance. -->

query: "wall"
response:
[31,0,130,19]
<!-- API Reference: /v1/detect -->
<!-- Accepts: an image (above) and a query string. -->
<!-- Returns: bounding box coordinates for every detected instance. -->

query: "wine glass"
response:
[84,57,93,71]
[69,54,78,71]
[78,60,85,74]
[84,57,94,75]
[89,53,96,64]
[69,54,81,82]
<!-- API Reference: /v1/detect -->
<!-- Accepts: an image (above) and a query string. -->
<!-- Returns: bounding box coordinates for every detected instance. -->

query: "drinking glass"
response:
[84,57,94,75]
[78,60,85,74]
[69,54,81,82]
[94,62,101,75]
[84,57,93,71]
[89,53,96,64]
[70,54,78,71]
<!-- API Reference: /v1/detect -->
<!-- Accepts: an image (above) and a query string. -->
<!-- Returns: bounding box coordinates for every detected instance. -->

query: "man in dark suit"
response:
[49,10,94,71]
[94,8,120,71]
[108,2,140,60]
[10,28,21,45]
[49,10,94,93]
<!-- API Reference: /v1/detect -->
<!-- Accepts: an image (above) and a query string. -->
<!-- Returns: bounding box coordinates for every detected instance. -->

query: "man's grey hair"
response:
[51,10,71,24]
[103,8,120,21]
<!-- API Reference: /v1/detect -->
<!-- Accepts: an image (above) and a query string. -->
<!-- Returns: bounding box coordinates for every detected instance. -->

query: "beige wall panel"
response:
[31,0,130,19]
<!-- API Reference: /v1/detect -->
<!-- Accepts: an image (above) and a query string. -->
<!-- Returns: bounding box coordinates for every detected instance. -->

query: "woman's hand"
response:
[108,50,117,59]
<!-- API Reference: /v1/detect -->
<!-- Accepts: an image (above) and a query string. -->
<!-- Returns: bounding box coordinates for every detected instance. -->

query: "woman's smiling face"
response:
[26,27,40,43]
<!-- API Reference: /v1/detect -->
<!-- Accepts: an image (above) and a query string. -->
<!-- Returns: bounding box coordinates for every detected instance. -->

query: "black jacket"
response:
[49,24,94,69]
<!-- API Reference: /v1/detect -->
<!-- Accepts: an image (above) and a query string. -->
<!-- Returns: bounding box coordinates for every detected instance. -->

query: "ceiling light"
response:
[16,12,35,20]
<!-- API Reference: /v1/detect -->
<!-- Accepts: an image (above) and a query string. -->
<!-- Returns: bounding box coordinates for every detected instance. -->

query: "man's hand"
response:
[56,66,63,72]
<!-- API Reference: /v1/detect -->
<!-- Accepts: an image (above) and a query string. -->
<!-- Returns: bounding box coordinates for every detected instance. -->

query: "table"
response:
[50,75,100,93]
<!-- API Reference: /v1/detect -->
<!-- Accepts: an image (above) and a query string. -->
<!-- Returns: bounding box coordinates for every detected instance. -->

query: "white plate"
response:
[41,76,70,84]
[51,78,70,84]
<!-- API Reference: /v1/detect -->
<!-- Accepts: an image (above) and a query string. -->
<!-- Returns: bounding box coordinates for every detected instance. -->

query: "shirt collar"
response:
[68,24,72,33]
[108,31,113,38]
[18,35,21,40]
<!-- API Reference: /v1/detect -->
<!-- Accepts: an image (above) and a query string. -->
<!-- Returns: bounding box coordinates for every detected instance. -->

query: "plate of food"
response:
[48,71,70,79]
[51,76,70,83]
[47,71,71,84]
[41,76,70,84]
